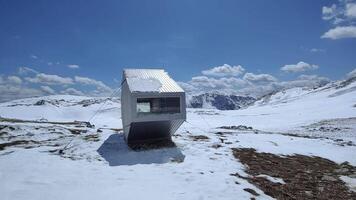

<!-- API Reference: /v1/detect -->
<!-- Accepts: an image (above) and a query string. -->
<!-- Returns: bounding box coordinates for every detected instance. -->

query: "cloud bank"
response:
[322,0,356,39]
[0,67,115,102]
[0,65,354,102]
[67,64,80,69]
[202,64,245,77]
[281,62,319,73]
[26,73,74,85]
[321,26,356,39]
[179,64,331,98]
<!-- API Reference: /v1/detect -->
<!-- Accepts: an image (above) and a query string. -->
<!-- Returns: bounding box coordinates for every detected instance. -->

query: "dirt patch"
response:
[189,135,210,141]
[0,125,15,131]
[0,117,94,128]
[68,129,87,135]
[0,140,39,150]
[211,144,223,149]
[232,148,356,200]
[83,134,100,142]
[243,188,260,196]
[219,125,254,131]
[109,128,123,132]
[281,133,356,147]
[0,131,8,137]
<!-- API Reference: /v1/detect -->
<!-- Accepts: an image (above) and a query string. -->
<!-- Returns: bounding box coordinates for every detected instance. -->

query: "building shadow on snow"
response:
[97,133,185,166]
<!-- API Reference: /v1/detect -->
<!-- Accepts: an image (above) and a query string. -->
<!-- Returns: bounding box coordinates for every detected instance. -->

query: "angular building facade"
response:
[121,69,186,144]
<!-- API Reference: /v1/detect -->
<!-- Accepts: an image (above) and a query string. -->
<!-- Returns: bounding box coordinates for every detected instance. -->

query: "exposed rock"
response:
[219,125,253,131]
[243,188,260,196]
[34,100,46,106]
[0,140,39,150]
[189,135,210,141]
[83,134,100,142]
[211,144,223,149]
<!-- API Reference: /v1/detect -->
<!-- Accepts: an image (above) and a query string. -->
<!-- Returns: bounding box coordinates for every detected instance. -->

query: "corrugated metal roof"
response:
[123,69,184,93]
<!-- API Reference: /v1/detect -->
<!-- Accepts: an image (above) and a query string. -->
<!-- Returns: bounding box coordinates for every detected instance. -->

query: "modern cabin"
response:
[121,69,186,144]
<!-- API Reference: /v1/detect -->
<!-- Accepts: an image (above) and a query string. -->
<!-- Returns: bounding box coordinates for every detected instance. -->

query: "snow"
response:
[340,176,356,192]
[186,80,356,133]
[0,79,356,200]
[0,95,121,128]
[124,69,183,93]
[0,128,272,200]
[256,174,286,184]
[222,132,356,165]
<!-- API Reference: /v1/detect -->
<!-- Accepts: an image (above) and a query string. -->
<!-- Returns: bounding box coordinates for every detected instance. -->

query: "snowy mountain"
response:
[188,93,256,110]
[254,76,356,107]
[0,77,356,200]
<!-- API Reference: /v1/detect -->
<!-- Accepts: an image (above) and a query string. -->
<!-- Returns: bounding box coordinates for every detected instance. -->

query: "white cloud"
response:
[0,75,22,85]
[0,67,116,102]
[181,75,269,97]
[238,84,280,97]
[347,68,356,78]
[281,61,319,73]
[346,3,356,18]
[0,85,43,103]
[310,48,325,53]
[192,76,246,89]
[321,26,356,39]
[180,74,330,98]
[67,64,79,69]
[74,76,112,93]
[26,73,74,85]
[181,73,278,97]
[7,76,22,85]
[40,86,56,94]
[322,4,338,21]
[48,62,53,66]
[279,75,330,89]
[321,1,356,24]
[30,55,38,59]
[321,1,356,39]
[177,82,197,93]
[202,64,245,77]
[178,68,278,97]
[179,75,248,95]
[180,68,333,98]
[60,88,84,96]
[243,73,277,83]
[0,73,55,102]
[18,67,39,75]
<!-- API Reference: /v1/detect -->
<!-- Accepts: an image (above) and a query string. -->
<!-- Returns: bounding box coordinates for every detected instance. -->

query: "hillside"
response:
[0,78,356,200]
[188,93,255,110]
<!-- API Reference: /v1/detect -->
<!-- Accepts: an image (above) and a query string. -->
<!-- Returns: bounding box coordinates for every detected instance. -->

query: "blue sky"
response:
[0,0,356,101]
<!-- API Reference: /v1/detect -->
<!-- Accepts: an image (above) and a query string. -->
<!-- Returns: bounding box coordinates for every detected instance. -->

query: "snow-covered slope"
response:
[255,77,356,107]
[188,93,256,110]
[186,77,356,133]
[0,78,356,200]
[0,95,121,128]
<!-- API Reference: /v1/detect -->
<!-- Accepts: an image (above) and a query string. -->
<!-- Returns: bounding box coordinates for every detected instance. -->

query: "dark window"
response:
[137,97,180,114]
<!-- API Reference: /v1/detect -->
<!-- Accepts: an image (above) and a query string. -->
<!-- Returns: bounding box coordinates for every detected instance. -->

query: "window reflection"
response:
[136,97,180,114]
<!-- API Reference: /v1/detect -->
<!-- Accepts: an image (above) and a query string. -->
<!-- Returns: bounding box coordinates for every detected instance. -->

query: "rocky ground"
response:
[1,115,356,200]
[0,92,355,200]
[232,148,356,200]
